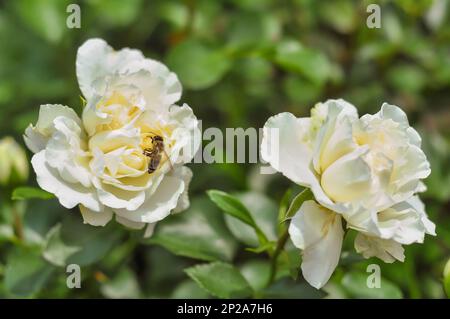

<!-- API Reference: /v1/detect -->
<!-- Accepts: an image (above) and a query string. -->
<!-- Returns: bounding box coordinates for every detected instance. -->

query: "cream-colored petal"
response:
[166,104,201,165]
[144,222,157,238]
[32,151,101,212]
[355,233,405,263]
[288,201,344,289]
[312,99,359,174]
[406,196,436,236]
[79,205,113,226]
[96,183,146,210]
[115,215,146,230]
[24,104,81,153]
[171,166,193,213]
[114,175,184,223]
[45,117,91,188]
[320,146,372,203]
[261,113,315,187]
[76,38,145,100]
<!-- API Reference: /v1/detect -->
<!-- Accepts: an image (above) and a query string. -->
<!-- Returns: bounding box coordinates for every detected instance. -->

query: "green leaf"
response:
[341,272,403,299]
[166,39,231,90]
[245,241,276,254]
[224,192,277,247]
[100,268,141,299]
[4,247,55,297]
[89,0,143,27]
[185,262,253,299]
[12,0,69,43]
[147,197,238,262]
[171,280,210,299]
[263,278,326,299]
[226,11,280,51]
[283,188,313,221]
[278,188,292,224]
[274,40,331,85]
[208,190,253,225]
[12,186,54,200]
[43,215,123,267]
[318,0,356,34]
[208,190,268,244]
[240,260,271,292]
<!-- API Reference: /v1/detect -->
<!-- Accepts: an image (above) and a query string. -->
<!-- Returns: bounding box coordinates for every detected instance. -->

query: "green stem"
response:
[12,204,23,241]
[267,227,290,287]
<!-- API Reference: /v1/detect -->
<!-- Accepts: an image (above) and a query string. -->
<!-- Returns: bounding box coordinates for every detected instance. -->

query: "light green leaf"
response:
[100,268,141,299]
[274,40,331,85]
[207,190,254,226]
[166,39,231,90]
[224,192,277,247]
[4,247,55,297]
[444,258,450,298]
[12,0,69,43]
[89,0,143,27]
[185,262,253,299]
[208,190,268,244]
[341,272,403,299]
[147,197,238,262]
[171,280,210,299]
[283,188,313,221]
[240,260,271,292]
[12,186,54,200]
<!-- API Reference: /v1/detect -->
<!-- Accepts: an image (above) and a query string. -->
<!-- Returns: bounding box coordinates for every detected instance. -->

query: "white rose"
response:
[262,99,435,288]
[24,39,200,237]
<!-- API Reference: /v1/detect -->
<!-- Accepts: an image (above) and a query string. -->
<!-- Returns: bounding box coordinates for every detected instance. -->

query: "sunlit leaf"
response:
[12,186,54,200]
[185,262,253,299]
[166,39,231,90]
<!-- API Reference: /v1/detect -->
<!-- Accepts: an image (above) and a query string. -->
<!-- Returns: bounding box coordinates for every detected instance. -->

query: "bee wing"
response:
[162,149,174,171]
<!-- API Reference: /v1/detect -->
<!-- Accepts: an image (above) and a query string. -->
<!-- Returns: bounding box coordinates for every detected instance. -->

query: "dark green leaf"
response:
[263,278,326,299]
[43,215,123,267]
[171,280,210,299]
[148,197,238,262]
[4,247,55,297]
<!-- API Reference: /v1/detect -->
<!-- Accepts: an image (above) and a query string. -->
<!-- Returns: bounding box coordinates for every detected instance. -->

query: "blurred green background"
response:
[0,0,449,298]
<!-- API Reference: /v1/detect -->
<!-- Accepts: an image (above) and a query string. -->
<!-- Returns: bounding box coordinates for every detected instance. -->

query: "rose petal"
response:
[288,201,344,289]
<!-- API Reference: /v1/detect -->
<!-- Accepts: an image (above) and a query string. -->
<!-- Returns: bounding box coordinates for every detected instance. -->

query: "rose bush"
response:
[261,99,435,288]
[24,39,200,236]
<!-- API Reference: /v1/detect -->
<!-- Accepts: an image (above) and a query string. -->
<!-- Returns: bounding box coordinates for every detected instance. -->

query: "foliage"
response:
[0,0,449,298]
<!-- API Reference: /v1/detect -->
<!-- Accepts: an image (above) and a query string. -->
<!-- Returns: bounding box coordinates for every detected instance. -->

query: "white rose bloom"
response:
[24,39,200,237]
[262,99,435,288]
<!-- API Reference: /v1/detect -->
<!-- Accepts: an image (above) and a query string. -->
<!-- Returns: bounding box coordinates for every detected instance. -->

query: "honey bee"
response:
[142,134,173,174]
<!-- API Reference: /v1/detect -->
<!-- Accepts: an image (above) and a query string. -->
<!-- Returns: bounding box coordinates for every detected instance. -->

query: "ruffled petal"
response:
[32,151,101,212]
[79,205,113,226]
[288,201,344,289]
[355,233,405,263]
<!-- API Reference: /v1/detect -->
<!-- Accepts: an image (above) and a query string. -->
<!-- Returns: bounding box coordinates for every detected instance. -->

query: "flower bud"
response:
[444,258,450,298]
[0,136,29,186]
